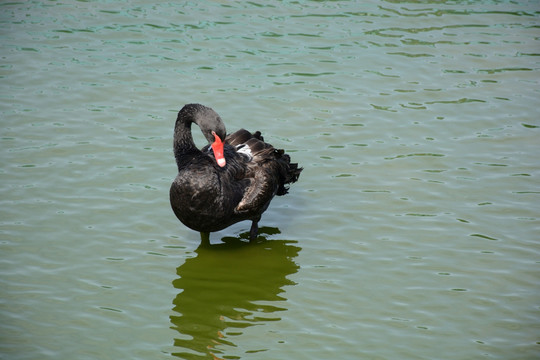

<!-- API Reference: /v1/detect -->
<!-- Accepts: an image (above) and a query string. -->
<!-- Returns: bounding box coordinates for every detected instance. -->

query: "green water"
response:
[1,1,539,359]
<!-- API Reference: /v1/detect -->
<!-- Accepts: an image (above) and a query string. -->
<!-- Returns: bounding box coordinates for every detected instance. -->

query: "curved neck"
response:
[173,115,199,166]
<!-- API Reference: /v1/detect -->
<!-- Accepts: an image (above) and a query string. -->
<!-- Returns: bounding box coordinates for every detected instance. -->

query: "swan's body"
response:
[170,104,302,242]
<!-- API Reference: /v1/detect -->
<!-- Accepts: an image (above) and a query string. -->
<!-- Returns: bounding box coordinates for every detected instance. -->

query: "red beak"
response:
[211,131,226,167]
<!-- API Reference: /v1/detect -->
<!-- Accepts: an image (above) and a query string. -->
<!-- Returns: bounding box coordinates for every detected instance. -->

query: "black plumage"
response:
[169,104,302,243]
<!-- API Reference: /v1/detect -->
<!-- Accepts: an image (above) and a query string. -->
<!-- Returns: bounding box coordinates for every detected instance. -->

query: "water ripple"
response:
[1,1,539,359]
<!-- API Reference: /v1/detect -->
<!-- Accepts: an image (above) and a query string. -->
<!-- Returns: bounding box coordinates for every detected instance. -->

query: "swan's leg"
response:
[200,232,210,246]
[249,218,260,242]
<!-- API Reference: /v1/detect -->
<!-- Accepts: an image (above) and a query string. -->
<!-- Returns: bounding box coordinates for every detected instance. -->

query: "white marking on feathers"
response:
[236,144,253,161]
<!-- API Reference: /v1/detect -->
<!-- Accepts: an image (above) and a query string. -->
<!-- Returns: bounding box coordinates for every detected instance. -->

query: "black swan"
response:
[170,103,302,243]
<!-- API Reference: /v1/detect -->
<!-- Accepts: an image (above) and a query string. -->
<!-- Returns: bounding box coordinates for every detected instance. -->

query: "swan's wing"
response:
[234,158,279,214]
[226,128,302,215]
[226,128,253,147]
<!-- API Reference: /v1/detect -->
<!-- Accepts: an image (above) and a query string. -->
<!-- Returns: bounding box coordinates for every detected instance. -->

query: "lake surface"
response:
[1,1,539,359]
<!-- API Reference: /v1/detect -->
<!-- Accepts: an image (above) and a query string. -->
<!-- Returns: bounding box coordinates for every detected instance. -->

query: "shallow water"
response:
[1,1,539,359]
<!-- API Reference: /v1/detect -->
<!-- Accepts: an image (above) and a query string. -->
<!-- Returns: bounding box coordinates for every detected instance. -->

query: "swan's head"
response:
[180,103,227,167]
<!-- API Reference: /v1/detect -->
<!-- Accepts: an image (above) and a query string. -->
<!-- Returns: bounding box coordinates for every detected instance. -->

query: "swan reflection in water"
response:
[170,228,301,359]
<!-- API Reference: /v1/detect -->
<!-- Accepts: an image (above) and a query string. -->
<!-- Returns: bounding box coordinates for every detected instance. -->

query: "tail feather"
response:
[276,153,302,196]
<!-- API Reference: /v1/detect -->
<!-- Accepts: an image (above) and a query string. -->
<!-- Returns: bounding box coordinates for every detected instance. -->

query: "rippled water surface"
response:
[1,1,539,359]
